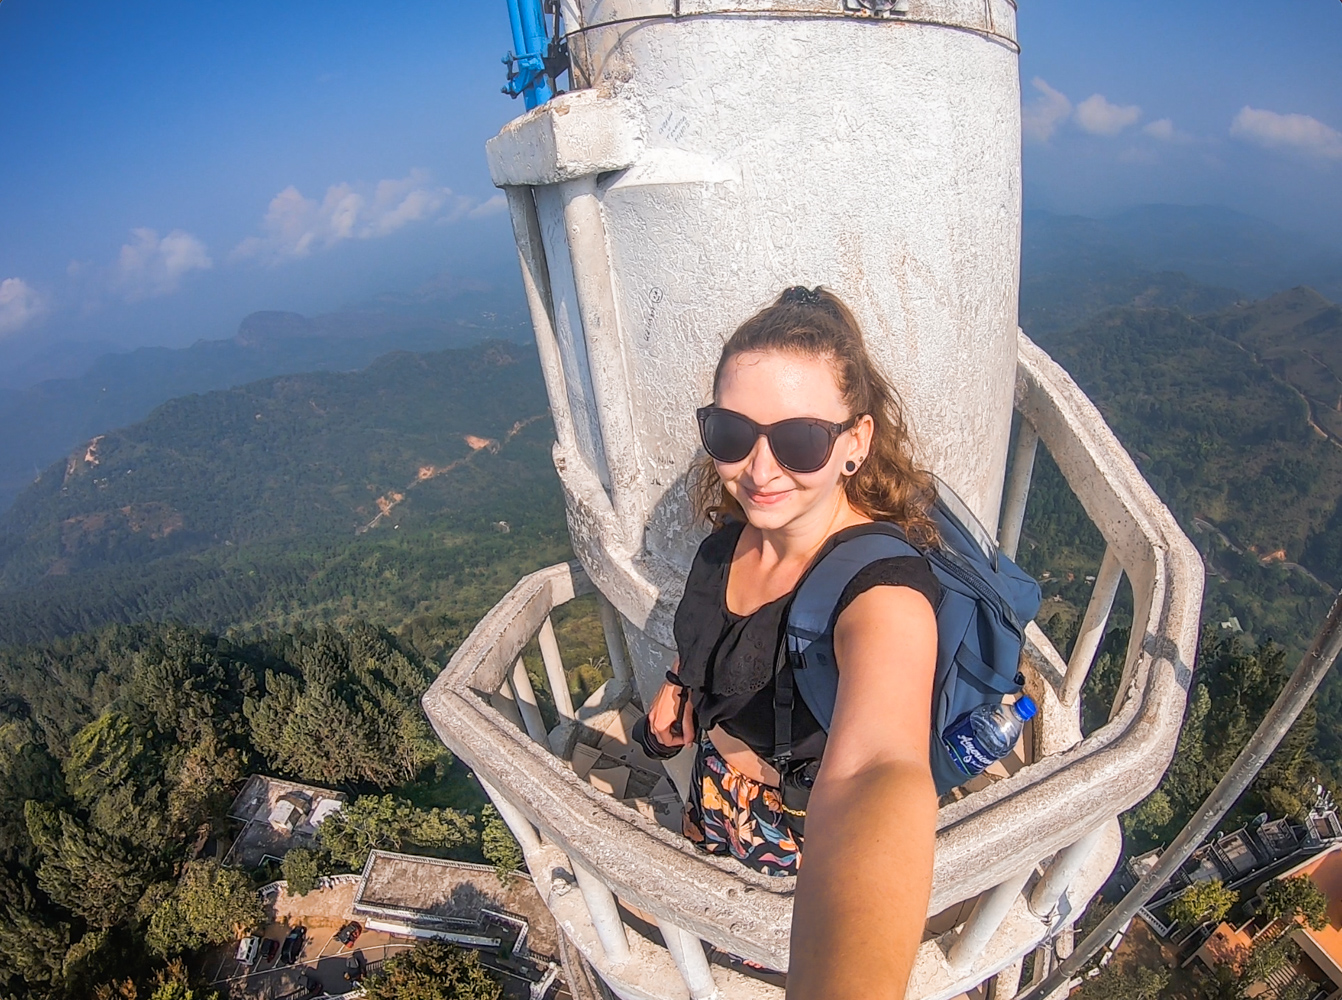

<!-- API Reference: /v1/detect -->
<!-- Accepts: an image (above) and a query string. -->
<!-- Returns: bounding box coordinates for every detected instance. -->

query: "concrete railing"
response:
[422,329,1203,1000]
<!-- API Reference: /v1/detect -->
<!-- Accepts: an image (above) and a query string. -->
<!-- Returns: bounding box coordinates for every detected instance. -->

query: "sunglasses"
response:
[696,406,858,474]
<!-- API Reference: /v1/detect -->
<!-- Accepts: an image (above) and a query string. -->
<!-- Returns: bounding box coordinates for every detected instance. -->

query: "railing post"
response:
[510,656,549,744]
[657,918,719,1000]
[999,420,1040,562]
[596,592,634,690]
[571,860,631,964]
[991,955,1025,1000]
[539,615,577,723]
[1029,826,1107,918]
[1026,942,1054,991]
[1061,547,1123,706]
[949,868,1033,972]
[477,778,543,856]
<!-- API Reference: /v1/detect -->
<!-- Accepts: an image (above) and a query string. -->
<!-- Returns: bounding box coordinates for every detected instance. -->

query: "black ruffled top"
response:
[672,520,940,762]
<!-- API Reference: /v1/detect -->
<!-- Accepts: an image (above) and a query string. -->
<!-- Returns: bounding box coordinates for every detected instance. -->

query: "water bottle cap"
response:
[1014,696,1038,721]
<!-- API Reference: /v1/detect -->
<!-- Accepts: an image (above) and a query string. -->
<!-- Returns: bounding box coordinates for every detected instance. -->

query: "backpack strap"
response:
[771,523,922,768]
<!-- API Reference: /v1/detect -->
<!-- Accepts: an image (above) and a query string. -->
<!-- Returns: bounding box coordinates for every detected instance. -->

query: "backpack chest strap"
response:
[772,527,922,766]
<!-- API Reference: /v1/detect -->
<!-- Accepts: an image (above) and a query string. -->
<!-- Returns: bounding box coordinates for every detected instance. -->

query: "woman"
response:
[634,286,941,999]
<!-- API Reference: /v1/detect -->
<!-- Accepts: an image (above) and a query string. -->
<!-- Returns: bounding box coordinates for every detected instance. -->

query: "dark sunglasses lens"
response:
[702,410,757,463]
[769,420,833,473]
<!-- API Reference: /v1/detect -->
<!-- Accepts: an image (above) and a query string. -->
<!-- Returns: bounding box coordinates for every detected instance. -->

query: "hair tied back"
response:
[781,285,824,307]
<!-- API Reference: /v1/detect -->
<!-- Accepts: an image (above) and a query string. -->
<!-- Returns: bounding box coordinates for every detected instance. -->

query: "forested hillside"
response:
[1021,287,1342,784]
[0,341,571,652]
[0,337,614,998]
[0,619,500,996]
[3,240,1342,996]
[0,301,528,511]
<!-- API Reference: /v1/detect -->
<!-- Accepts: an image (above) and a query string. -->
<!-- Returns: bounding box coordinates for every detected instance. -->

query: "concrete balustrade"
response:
[421,330,1203,1000]
[998,422,1040,563]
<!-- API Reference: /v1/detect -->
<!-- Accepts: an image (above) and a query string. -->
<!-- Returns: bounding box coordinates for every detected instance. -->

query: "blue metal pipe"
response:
[506,0,527,59]
[503,0,555,109]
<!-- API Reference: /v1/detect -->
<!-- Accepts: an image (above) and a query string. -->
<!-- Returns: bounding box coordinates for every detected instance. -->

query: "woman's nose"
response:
[744,433,783,480]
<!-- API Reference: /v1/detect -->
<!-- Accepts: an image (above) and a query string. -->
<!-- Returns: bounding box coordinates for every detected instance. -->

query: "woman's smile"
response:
[742,483,795,506]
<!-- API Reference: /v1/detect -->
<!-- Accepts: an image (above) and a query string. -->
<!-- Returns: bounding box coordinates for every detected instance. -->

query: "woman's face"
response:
[713,349,871,532]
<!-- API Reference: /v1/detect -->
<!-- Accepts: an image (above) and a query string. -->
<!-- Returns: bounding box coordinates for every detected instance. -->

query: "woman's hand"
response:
[646,663,696,747]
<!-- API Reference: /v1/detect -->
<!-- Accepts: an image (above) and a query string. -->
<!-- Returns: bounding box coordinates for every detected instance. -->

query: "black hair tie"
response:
[781,285,824,307]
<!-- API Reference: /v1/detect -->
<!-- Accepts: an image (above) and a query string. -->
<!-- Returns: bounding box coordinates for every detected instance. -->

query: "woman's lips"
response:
[744,487,793,506]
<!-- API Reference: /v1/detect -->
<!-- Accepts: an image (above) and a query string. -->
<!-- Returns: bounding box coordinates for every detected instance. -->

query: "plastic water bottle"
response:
[941,696,1038,777]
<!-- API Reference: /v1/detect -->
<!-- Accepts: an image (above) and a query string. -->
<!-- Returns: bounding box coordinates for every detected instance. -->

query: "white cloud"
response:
[232,169,476,263]
[1023,78,1072,144]
[1142,119,1176,141]
[111,228,212,302]
[1075,94,1142,136]
[468,193,508,219]
[0,278,47,338]
[1231,106,1342,162]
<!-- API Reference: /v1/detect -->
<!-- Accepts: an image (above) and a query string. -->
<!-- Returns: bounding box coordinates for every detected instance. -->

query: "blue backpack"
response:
[771,482,1042,798]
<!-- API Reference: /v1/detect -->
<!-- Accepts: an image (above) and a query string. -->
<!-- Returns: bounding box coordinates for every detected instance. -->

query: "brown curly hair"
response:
[691,286,940,547]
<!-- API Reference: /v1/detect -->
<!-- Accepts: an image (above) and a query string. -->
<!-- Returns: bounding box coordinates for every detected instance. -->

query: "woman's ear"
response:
[845,414,875,468]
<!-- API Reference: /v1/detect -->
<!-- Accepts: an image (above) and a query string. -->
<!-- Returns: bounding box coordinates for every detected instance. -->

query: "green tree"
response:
[64,711,171,851]
[363,940,503,1000]
[1259,875,1330,930]
[242,625,445,787]
[25,802,149,928]
[1240,936,1305,995]
[1169,880,1239,929]
[281,847,326,896]
[145,860,263,956]
[0,871,69,989]
[481,805,523,877]
[1198,935,1314,1000]
[64,712,146,806]
[318,795,475,870]
[150,980,219,1000]
[1075,961,1170,1000]
[0,719,64,866]
[62,928,114,988]
[164,730,246,837]
[1123,789,1174,839]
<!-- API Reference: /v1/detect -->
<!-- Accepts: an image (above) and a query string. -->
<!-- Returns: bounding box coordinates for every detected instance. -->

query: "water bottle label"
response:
[941,719,998,776]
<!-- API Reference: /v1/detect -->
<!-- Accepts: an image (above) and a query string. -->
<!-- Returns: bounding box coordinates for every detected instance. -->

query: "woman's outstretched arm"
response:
[787,585,939,1000]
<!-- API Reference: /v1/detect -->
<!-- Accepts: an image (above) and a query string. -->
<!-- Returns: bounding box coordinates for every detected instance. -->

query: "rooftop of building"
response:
[1282,843,1342,981]
[223,774,348,869]
[353,850,560,960]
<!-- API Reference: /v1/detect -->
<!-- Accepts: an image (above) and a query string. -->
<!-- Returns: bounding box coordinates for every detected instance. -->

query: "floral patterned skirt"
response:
[683,738,802,877]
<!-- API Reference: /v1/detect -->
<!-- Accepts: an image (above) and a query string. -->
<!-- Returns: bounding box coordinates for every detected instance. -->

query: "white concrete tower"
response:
[491,0,1023,702]
[425,4,1204,999]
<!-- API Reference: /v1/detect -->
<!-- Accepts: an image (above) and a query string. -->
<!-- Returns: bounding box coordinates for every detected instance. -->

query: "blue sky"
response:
[1,0,1339,352]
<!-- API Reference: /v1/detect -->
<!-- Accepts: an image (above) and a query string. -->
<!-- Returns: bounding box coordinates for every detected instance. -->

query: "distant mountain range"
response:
[0,340,567,646]
[0,300,531,511]
[1021,205,1342,336]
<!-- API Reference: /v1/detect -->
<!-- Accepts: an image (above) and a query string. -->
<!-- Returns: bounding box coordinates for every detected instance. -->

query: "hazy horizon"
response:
[1,0,1339,356]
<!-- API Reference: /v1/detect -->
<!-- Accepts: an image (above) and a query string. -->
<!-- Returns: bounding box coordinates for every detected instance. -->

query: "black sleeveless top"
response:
[672,520,941,763]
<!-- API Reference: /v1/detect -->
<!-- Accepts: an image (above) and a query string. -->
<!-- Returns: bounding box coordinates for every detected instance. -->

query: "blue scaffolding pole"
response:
[503,0,557,109]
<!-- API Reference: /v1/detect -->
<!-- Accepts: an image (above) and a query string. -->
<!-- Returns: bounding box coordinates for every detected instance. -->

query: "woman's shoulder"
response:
[833,549,941,621]
[693,518,747,567]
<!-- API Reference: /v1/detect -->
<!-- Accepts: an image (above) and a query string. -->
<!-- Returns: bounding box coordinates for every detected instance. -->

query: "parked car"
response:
[281,926,306,964]
[236,936,260,966]
[261,937,280,963]
[335,921,362,949]
[343,954,365,982]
